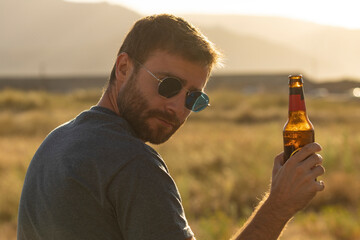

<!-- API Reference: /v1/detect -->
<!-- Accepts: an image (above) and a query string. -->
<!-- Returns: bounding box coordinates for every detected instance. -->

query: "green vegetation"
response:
[0,88,359,239]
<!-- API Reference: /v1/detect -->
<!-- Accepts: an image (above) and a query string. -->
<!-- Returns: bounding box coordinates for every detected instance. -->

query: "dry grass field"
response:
[0,88,359,239]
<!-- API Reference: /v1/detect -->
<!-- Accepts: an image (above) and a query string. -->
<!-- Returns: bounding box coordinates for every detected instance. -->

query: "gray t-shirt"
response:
[17,106,193,240]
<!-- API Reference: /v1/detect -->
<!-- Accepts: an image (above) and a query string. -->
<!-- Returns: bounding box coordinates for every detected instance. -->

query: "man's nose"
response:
[164,91,188,116]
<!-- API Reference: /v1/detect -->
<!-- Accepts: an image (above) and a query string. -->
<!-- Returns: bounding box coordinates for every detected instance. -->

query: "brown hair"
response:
[108,14,221,84]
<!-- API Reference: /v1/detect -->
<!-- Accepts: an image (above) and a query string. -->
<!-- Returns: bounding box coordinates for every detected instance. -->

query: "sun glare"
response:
[353,88,360,98]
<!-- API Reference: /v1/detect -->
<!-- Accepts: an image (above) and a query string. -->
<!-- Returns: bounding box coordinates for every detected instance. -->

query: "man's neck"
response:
[97,87,120,116]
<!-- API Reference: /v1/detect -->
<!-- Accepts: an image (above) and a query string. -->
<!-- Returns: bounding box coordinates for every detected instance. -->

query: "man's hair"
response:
[108,14,222,84]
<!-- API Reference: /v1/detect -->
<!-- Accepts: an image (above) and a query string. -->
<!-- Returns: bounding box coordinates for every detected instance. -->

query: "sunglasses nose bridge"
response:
[161,87,209,113]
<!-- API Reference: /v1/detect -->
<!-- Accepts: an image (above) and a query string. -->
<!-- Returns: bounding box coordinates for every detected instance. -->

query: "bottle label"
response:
[290,88,304,98]
[289,88,306,111]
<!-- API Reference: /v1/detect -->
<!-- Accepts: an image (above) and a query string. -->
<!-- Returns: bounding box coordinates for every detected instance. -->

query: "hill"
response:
[1,0,360,82]
[0,0,141,76]
[183,14,360,81]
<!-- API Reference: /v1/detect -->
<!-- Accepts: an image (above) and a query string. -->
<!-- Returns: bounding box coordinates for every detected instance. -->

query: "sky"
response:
[64,0,360,29]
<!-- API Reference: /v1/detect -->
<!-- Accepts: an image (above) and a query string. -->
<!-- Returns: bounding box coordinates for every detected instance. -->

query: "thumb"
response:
[272,152,284,177]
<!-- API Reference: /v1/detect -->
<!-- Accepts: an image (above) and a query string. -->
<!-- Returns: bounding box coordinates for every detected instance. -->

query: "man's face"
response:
[117,50,209,144]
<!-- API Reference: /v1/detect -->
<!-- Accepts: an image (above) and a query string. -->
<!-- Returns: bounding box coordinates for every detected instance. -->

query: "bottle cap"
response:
[288,74,303,84]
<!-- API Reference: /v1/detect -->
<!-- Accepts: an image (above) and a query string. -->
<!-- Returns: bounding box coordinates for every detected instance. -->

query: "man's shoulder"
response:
[33,106,151,172]
[47,106,138,146]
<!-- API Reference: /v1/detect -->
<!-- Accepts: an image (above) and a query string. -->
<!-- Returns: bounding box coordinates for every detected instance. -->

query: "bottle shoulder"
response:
[283,111,314,131]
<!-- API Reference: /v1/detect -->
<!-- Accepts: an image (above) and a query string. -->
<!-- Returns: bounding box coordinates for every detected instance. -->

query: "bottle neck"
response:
[289,86,306,112]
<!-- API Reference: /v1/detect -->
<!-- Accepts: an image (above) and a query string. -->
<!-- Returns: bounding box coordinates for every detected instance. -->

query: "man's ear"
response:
[115,52,133,86]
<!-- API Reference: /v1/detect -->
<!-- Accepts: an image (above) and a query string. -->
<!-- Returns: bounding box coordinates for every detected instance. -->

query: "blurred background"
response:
[0,0,359,239]
[1,0,360,93]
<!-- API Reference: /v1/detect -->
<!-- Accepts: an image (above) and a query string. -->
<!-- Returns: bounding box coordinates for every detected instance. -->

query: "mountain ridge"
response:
[1,0,359,82]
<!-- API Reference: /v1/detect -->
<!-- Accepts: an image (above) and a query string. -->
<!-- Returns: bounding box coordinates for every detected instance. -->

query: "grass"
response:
[0,88,359,239]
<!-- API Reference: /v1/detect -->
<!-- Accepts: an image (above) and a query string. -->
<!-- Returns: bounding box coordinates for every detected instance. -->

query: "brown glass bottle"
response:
[283,75,314,161]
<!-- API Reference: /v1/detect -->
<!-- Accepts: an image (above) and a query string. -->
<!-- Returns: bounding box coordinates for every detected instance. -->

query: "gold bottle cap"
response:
[288,74,303,84]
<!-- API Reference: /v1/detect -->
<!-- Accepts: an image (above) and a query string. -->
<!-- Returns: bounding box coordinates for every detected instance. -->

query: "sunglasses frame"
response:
[133,59,210,112]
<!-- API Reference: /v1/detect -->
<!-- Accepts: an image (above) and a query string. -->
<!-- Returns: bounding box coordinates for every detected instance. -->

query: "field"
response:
[0,87,359,239]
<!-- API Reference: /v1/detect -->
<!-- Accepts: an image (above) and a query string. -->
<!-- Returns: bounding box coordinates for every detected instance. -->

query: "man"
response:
[17,14,325,240]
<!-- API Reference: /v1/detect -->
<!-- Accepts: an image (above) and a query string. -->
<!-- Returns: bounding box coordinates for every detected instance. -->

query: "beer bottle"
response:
[283,74,314,161]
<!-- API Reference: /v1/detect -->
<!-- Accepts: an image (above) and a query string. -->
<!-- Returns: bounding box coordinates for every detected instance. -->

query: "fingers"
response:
[307,175,325,193]
[309,164,325,181]
[299,146,325,182]
[269,143,326,217]
[302,155,325,192]
[289,142,322,164]
[285,142,326,192]
[302,153,323,170]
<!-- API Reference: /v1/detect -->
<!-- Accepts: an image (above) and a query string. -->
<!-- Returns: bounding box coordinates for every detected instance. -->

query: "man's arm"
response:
[230,192,289,240]
[186,143,325,240]
[231,142,325,240]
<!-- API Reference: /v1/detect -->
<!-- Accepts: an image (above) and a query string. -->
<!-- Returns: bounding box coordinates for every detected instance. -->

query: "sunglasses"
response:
[134,59,210,112]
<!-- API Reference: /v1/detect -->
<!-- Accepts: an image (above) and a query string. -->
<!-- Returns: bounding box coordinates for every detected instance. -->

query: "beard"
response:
[117,73,183,144]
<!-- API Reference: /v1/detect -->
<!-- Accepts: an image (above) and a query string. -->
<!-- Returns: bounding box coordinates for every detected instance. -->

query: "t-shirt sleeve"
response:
[109,153,194,240]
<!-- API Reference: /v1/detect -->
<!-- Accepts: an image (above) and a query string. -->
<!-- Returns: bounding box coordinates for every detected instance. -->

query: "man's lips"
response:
[156,117,174,128]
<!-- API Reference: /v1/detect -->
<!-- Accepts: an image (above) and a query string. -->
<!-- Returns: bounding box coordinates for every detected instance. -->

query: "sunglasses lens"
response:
[186,92,209,112]
[157,77,209,112]
[158,78,182,98]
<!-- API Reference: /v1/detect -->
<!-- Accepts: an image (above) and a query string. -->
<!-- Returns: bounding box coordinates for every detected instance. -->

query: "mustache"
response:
[146,109,181,127]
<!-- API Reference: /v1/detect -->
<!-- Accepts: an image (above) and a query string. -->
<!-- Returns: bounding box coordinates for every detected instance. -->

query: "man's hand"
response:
[269,142,325,219]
